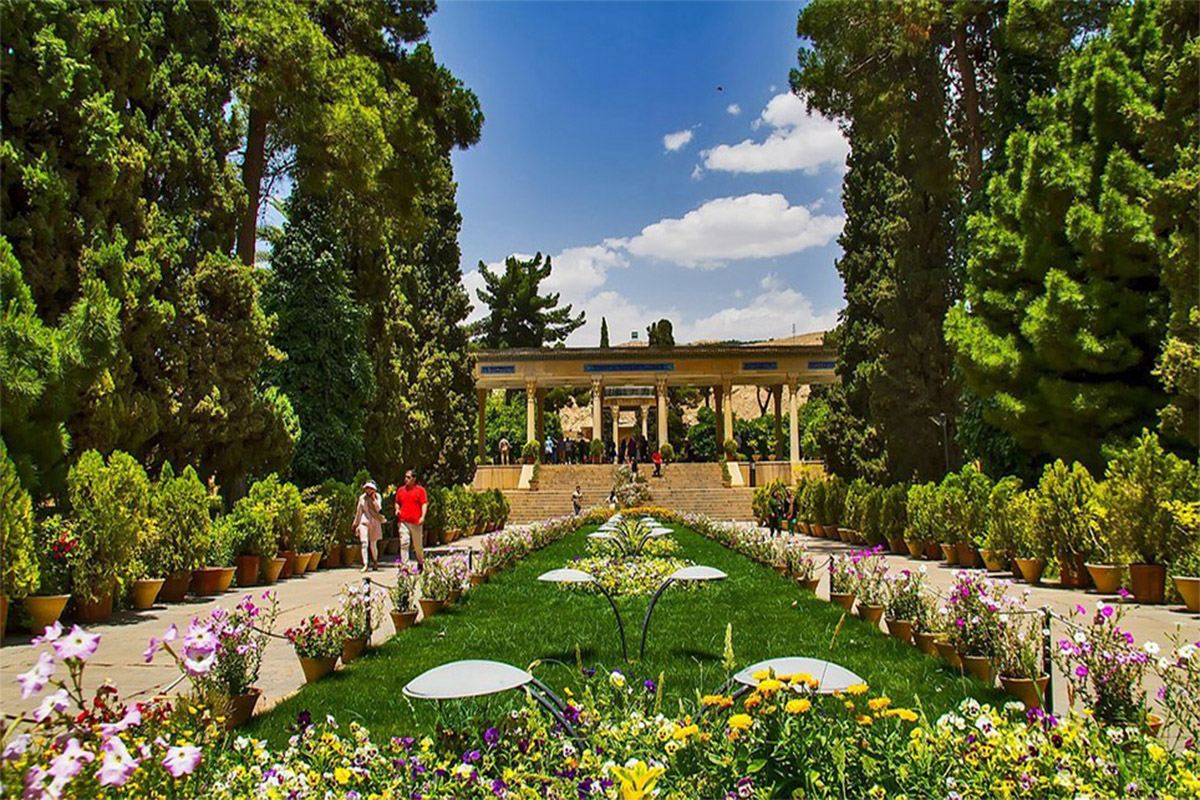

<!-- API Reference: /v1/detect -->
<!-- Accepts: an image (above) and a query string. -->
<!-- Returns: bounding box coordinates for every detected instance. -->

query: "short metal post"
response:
[639,578,676,660]
[362,577,372,642]
[1042,606,1054,714]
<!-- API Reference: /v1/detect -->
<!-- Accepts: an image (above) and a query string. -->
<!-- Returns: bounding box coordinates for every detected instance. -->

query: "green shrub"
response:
[225,498,276,559]
[880,484,908,544]
[722,438,739,460]
[983,476,1025,558]
[1100,430,1198,565]
[522,440,540,462]
[1034,460,1101,566]
[821,476,846,527]
[1007,490,1041,559]
[802,479,825,524]
[32,516,78,596]
[1165,501,1200,579]
[493,489,510,525]
[206,514,240,567]
[67,450,150,603]
[589,439,604,460]
[0,443,38,598]
[905,482,939,545]
[859,485,885,545]
[144,463,211,578]
[660,442,674,461]
[248,475,305,552]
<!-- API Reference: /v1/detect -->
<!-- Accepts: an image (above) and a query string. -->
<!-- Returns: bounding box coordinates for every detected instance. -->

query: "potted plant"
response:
[789,547,819,592]
[660,442,675,463]
[522,440,540,464]
[1100,431,1197,605]
[877,484,909,556]
[191,517,237,596]
[224,501,275,587]
[854,547,889,625]
[722,438,739,463]
[1166,501,1199,612]
[884,568,925,644]
[66,450,148,622]
[911,593,942,657]
[995,612,1049,709]
[828,551,860,611]
[418,558,453,619]
[185,593,278,729]
[129,518,168,610]
[981,477,1023,573]
[339,581,385,664]
[824,476,848,541]
[0,444,39,638]
[390,564,420,631]
[24,517,74,635]
[941,571,1009,685]
[1009,490,1047,585]
[444,555,468,604]
[905,482,940,560]
[285,612,345,684]
[1053,600,1155,730]
[146,463,210,604]
[1034,460,1099,590]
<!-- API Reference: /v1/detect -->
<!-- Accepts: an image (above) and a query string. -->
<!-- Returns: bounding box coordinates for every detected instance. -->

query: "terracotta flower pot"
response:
[76,589,114,623]
[235,555,261,588]
[288,551,307,577]
[1058,553,1091,589]
[913,631,940,657]
[1015,558,1046,586]
[342,545,362,567]
[191,567,225,596]
[772,564,789,576]
[299,656,338,684]
[1174,576,1200,612]
[216,567,236,593]
[830,592,856,610]
[23,595,69,634]
[961,654,994,685]
[887,537,907,555]
[1129,563,1166,605]
[940,544,959,565]
[446,588,462,604]
[797,577,820,592]
[980,549,1006,572]
[306,552,321,572]
[469,572,487,587]
[391,609,418,632]
[905,540,923,558]
[160,570,192,603]
[1086,563,1126,595]
[324,544,343,568]
[342,636,368,664]
[224,688,261,730]
[923,543,942,561]
[839,528,854,543]
[278,551,296,579]
[885,618,914,643]
[935,639,963,671]
[131,579,164,610]
[418,597,445,620]
[261,557,286,585]
[858,604,885,624]
[1146,713,1164,738]
[955,543,979,569]
[999,674,1050,710]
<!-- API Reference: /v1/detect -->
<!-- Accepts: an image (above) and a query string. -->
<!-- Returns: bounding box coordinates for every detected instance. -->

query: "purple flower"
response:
[1101,605,1115,618]
[3,734,31,762]
[644,679,656,693]
[464,750,481,764]
[52,626,100,663]
[491,779,508,796]
[47,738,94,791]
[31,621,63,647]
[17,652,55,699]
[162,744,202,777]
[97,737,138,787]
[483,728,499,747]
[99,707,142,740]
[1075,665,1088,678]
[33,689,69,723]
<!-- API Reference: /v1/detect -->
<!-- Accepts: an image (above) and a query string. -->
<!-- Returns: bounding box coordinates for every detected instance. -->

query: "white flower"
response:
[1074,631,1087,644]
[1143,641,1160,655]
[1179,643,1196,661]
[1158,657,1171,670]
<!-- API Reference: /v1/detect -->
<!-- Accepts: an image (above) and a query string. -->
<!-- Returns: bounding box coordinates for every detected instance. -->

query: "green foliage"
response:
[1033,461,1101,565]
[144,463,211,578]
[646,319,675,348]
[522,441,540,462]
[66,450,149,603]
[879,484,909,544]
[222,499,277,560]
[31,516,78,597]
[800,480,826,525]
[821,476,847,527]
[983,476,1026,558]
[206,515,240,568]
[937,466,994,548]
[1100,430,1198,565]
[0,442,38,598]
[686,407,719,462]
[905,483,939,546]
[722,439,739,460]
[470,253,585,348]
[590,439,605,459]
[599,317,610,348]
[247,475,305,552]
[659,442,674,461]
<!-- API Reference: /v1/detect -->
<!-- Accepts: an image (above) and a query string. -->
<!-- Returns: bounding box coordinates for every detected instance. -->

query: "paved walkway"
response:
[770,526,1198,724]
[0,537,489,721]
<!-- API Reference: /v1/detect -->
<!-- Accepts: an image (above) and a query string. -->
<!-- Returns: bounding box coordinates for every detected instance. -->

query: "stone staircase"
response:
[500,462,755,524]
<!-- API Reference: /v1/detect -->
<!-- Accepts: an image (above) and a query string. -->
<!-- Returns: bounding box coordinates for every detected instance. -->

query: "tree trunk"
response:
[952,19,982,196]
[237,105,272,267]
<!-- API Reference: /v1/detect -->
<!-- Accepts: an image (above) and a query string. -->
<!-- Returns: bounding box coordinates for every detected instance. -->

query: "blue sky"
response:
[428,1,847,345]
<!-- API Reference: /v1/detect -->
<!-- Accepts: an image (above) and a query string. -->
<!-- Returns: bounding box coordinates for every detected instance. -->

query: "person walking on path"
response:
[352,480,385,571]
[572,484,583,516]
[394,469,428,568]
[499,436,510,465]
[652,449,663,478]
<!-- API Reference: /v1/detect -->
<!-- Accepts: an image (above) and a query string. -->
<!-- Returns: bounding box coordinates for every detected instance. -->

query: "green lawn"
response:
[248,523,1002,745]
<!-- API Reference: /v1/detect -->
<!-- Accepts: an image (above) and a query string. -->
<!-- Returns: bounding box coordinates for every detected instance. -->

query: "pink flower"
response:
[32,689,70,723]
[3,734,31,761]
[24,765,46,799]
[47,737,94,793]
[17,652,55,699]
[31,621,63,647]
[162,744,202,777]
[183,651,216,677]
[98,706,142,739]
[1075,665,1088,678]
[52,625,100,663]
[97,736,138,787]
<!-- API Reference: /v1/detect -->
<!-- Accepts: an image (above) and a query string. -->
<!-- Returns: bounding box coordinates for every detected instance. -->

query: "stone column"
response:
[773,385,783,460]
[721,378,734,450]
[788,375,800,464]
[535,387,546,449]
[611,405,620,455]
[656,376,668,448]
[477,388,487,463]
[713,385,725,446]
[525,379,537,445]
[591,378,603,445]
[640,406,648,439]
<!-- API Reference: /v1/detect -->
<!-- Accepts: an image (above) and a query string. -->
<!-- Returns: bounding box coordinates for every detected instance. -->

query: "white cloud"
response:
[726,103,741,115]
[662,129,694,152]
[542,245,628,302]
[690,164,703,181]
[702,92,848,174]
[566,290,679,347]
[606,193,843,268]
[462,268,488,324]
[678,273,839,342]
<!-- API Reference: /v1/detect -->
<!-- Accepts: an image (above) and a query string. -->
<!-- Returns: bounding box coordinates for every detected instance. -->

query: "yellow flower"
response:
[701,694,732,709]
[1147,743,1167,763]
[728,714,753,731]
[752,669,771,680]
[743,693,762,710]
[856,714,874,726]
[334,767,351,785]
[844,700,856,711]
[868,697,891,712]
[757,678,783,694]
[673,724,699,740]
[846,683,869,695]
[884,708,919,722]
[611,760,666,800]
[785,698,812,714]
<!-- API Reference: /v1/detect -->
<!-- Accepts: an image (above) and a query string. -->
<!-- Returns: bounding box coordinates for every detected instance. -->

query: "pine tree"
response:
[600,317,610,348]
[470,254,585,348]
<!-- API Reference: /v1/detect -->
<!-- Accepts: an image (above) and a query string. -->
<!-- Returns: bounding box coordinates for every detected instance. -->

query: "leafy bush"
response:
[32,516,79,596]
[144,463,211,578]
[879,484,908,543]
[859,484,885,545]
[659,442,674,461]
[67,450,150,603]
[1100,430,1198,565]
[801,479,825,524]
[937,466,993,547]
[983,476,1024,557]
[820,475,846,527]
[522,440,540,462]
[0,443,38,598]
[905,482,939,545]
[248,475,305,552]
[223,499,276,559]
[206,514,240,567]
[722,438,739,460]
[1034,460,1100,566]
[590,438,604,459]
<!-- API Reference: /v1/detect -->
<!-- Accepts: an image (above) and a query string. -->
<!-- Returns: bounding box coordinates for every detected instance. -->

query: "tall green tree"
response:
[647,319,675,348]
[600,317,610,348]
[946,1,1196,469]
[470,253,585,349]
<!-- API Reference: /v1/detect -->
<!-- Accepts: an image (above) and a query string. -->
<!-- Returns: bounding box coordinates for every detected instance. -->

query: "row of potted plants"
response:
[781,431,1198,609]
[426,486,509,544]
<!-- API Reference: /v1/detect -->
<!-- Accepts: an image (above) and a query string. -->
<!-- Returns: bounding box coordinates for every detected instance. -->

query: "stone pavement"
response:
[0,536,489,721]
[771,526,1198,723]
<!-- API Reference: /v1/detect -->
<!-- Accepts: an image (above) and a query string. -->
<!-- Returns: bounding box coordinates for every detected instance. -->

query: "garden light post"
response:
[929,413,950,474]
[538,568,629,663]
[639,565,727,659]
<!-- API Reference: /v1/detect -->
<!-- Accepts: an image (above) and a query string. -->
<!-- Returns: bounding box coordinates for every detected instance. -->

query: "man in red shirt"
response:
[394,469,428,568]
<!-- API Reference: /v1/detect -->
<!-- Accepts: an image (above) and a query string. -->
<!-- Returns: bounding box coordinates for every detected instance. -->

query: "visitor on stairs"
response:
[572,484,583,516]
[652,450,663,478]
[353,480,384,571]
[395,469,428,569]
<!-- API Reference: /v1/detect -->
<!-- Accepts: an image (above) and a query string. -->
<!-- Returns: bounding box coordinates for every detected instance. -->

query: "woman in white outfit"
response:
[352,480,384,572]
